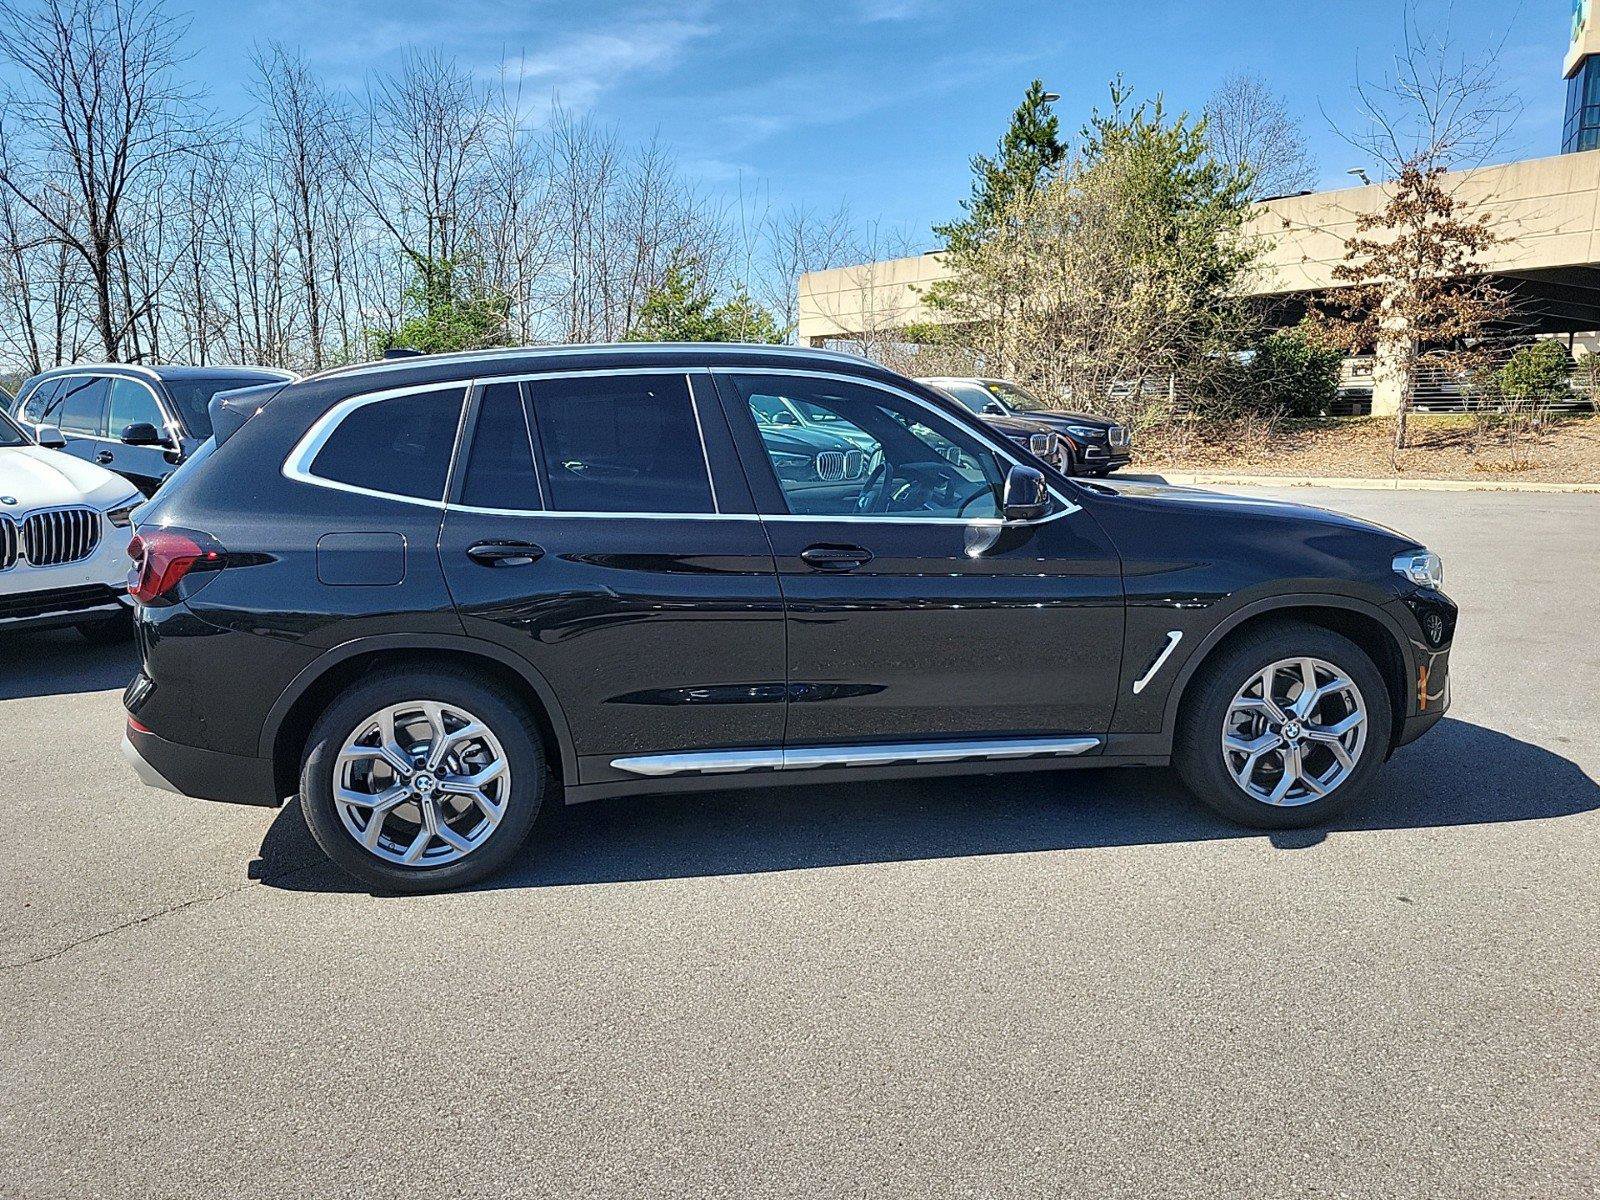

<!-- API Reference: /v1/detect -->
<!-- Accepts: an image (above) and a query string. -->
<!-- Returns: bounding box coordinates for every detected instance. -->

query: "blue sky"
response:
[182,0,1559,251]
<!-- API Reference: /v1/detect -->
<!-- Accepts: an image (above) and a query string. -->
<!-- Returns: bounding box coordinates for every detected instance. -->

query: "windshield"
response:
[0,407,26,448]
[981,379,1051,412]
[162,375,283,436]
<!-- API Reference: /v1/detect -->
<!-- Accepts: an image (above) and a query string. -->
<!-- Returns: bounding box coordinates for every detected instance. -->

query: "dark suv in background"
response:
[11,363,296,494]
[121,344,1455,893]
[923,376,1132,476]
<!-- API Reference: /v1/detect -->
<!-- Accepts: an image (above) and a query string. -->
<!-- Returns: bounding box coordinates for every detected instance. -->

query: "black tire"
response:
[1173,621,1392,829]
[76,609,135,644]
[299,667,546,893]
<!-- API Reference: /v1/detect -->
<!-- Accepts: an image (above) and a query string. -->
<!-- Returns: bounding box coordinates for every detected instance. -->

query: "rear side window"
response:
[56,376,109,435]
[308,387,465,501]
[523,373,713,514]
[458,382,540,510]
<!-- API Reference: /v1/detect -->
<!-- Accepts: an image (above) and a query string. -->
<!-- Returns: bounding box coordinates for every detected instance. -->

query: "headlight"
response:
[106,499,142,528]
[1065,425,1103,439]
[1392,549,1443,589]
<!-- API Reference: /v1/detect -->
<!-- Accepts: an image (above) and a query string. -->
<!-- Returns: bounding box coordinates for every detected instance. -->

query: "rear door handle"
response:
[467,540,544,567]
[96,450,114,464]
[800,544,872,571]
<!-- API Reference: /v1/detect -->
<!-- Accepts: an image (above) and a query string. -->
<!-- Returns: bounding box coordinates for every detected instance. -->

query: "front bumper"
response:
[0,584,131,632]
[1075,441,1132,472]
[123,720,281,807]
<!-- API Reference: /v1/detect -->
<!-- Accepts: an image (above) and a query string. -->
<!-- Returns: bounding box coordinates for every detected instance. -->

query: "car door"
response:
[103,377,175,494]
[437,370,787,787]
[715,369,1125,750]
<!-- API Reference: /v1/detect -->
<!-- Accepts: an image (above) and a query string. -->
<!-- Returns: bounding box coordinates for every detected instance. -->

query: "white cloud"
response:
[514,17,714,109]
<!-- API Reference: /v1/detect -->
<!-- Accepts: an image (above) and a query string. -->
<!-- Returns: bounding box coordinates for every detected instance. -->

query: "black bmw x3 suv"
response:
[121,344,1456,892]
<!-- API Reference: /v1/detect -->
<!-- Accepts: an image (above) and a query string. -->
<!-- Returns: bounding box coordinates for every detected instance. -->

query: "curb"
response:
[1137,471,1600,494]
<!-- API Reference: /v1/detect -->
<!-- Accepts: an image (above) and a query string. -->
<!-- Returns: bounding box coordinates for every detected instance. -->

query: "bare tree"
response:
[1204,73,1316,199]
[1317,11,1522,450]
[0,0,212,360]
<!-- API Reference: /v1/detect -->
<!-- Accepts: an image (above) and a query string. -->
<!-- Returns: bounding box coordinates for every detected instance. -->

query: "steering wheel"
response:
[955,483,995,517]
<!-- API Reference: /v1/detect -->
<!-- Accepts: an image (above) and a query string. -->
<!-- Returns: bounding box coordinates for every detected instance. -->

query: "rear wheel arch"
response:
[1163,597,1412,754]
[265,636,574,802]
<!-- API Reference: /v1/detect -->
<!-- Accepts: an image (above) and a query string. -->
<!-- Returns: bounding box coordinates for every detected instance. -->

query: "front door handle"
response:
[96,450,114,464]
[467,540,544,567]
[800,544,872,571]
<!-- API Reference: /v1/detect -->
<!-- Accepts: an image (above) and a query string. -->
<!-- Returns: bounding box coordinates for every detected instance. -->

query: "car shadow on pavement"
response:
[0,629,137,700]
[253,716,1600,895]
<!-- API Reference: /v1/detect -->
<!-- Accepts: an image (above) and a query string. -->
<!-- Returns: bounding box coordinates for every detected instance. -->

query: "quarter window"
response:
[729,375,1004,520]
[523,373,714,514]
[106,378,166,439]
[309,387,465,501]
[55,376,110,436]
[458,382,540,510]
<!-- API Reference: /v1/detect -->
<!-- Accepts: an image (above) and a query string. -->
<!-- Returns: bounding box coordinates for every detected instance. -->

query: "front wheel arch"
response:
[1162,599,1412,758]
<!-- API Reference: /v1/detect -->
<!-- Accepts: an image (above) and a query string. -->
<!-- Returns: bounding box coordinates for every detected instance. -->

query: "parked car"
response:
[921,376,1132,476]
[10,363,296,495]
[0,406,142,641]
[121,343,1455,893]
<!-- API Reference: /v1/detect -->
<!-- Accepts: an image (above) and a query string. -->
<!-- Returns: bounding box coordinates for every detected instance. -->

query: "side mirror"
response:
[984,402,1007,416]
[35,424,67,449]
[120,421,164,446]
[1002,464,1050,522]
[771,410,798,426]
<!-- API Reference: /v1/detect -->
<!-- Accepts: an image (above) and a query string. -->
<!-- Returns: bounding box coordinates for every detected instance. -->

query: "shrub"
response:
[1242,322,1343,418]
[1496,340,1571,403]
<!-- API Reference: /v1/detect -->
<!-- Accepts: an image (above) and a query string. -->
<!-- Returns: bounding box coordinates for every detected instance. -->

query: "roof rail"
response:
[306,341,879,384]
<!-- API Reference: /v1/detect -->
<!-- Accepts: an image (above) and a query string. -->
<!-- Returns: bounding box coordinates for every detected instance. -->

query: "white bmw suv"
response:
[0,407,142,642]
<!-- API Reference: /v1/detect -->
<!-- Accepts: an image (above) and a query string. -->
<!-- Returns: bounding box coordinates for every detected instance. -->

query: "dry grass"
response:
[1139,413,1600,483]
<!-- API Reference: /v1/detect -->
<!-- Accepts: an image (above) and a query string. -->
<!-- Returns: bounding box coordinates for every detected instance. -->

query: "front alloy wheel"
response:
[1221,657,1367,806]
[1174,622,1392,829]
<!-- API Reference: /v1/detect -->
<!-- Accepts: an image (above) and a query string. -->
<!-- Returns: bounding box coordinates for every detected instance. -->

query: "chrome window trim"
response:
[20,371,182,443]
[716,366,1081,525]
[612,735,1102,777]
[282,381,472,510]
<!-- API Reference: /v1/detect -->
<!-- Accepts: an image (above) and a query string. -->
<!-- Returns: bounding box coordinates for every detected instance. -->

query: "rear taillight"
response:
[127,526,226,606]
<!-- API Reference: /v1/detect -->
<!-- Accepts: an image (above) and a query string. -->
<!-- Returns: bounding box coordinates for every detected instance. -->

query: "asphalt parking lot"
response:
[2,485,1597,1199]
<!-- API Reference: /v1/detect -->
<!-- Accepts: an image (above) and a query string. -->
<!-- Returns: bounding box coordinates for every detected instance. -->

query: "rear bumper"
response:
[122,722,281,807]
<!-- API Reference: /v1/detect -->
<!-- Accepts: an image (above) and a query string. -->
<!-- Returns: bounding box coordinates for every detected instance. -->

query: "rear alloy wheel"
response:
[1175,623,1392,829]
[300,670,544,891]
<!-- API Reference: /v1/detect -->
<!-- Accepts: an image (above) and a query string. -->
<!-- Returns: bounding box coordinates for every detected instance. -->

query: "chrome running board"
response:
[611,736,1101,778]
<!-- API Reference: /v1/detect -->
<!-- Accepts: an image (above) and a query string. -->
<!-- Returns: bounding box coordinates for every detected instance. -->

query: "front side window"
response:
[934,380,1005,415]
[106,378,166,438]
[309,387,465,501]
[55,376,109,435]
[982,380,1050,412]
[523,373,714,514]
[729,375,1004,520]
